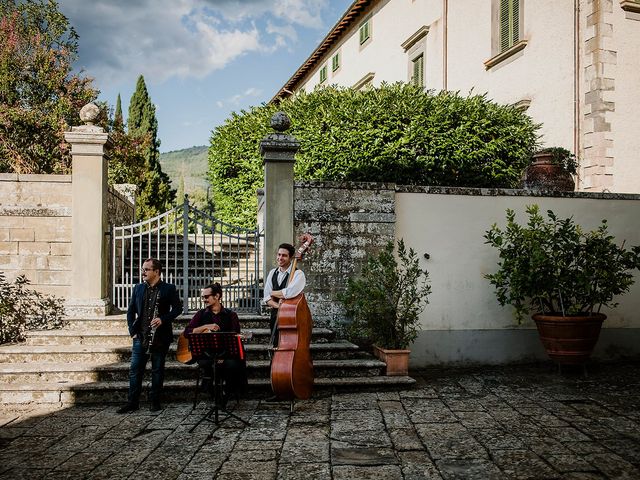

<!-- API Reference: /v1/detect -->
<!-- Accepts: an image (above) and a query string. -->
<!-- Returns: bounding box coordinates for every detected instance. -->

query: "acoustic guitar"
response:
[176,333,193,364]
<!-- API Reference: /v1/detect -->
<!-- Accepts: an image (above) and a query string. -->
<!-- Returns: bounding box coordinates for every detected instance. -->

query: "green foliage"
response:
[159,145,209,200]
[484,205,640,322]
[0,272,66,344]
[0,0,97,173]
[338,239,431,349]
[127,75,175,218]
[209,83,540,227]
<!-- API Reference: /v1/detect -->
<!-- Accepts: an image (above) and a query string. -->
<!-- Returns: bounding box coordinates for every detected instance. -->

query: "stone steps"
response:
[0,376,416,404]
[24,327,336,346]
[0,358,386,383]
[0,313,416,404]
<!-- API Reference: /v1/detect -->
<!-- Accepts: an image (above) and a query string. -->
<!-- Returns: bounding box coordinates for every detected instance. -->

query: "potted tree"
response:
[484,205,640,365]
[521,147,577,191]
[339,239,431,375]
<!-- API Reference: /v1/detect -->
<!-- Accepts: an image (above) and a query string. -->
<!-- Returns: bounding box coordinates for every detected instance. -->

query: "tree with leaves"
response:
[127,75,175,218]
[0,0,97,173]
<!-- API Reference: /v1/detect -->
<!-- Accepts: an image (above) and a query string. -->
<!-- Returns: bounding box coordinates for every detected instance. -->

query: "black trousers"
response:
[196,356,247,397]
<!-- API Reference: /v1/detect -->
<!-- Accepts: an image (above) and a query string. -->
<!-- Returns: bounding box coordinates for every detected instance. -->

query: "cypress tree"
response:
[127,75,175,218]
[113,93,123,132]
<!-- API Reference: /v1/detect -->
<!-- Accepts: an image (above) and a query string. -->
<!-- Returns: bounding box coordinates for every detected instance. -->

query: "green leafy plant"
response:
[0,272,66,344]
[484,205,640,323]
[534,147,578,175]
[339,239,431,349]
[209,83,540,227]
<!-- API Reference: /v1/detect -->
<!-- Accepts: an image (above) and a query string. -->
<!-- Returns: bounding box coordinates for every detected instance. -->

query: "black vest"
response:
[271,269,289,291]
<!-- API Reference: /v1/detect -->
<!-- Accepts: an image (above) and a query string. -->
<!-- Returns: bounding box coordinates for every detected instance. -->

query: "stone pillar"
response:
[64,103,111,316]
[260,112,299,280]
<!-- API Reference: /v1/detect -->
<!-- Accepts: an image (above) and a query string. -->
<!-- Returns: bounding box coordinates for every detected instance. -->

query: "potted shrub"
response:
[484,205,640,365]
[339,239,431,375]
[521,147,577,191]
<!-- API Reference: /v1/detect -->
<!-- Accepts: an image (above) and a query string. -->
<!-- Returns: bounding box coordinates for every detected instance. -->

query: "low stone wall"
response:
[294,181,396,326]
[0,174,72,298]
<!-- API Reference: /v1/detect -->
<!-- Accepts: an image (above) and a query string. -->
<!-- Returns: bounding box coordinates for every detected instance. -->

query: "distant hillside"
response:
[159,145,209,196]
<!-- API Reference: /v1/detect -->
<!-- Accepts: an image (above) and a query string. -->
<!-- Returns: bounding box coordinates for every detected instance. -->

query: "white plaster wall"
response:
[610,6,640,194]
[395,192,640,333]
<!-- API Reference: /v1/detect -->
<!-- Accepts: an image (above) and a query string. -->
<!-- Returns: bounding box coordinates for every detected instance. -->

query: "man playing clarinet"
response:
[117,258,182,413]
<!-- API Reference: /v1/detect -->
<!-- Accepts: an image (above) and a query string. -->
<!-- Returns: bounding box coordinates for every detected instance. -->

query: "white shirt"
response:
[262,265,306,305]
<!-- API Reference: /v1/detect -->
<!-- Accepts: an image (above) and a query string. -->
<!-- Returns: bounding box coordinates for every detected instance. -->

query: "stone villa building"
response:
[273,0,640,193]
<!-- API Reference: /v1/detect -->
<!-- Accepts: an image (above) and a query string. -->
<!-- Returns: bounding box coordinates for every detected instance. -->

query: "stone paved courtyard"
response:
[1,362,639,479]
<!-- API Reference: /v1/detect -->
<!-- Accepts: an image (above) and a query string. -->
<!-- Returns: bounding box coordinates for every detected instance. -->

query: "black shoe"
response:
[117,403,138,414]
[150,402,162,412]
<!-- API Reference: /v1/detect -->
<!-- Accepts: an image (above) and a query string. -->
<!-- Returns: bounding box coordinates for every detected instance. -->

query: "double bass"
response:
[270,234,314,400]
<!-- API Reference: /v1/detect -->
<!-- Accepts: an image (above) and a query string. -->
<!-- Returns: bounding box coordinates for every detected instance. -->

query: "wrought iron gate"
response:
[112,197,262,313]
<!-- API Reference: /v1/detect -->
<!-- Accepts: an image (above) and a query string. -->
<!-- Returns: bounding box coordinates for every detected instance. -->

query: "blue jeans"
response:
[128,336,167,405]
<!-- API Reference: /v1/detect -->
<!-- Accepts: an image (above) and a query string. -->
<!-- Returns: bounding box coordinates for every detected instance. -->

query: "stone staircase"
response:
[0,314,415,405]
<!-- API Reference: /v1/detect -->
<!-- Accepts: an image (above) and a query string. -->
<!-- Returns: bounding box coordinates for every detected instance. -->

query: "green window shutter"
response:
[412,55,424,87]
[332,53,340,72]
[500,0,519,52]
[320,65,327,83]
[359,21,370,45]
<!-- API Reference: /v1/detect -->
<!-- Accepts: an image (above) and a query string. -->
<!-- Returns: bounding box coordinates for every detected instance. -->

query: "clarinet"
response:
[145,297,160,355]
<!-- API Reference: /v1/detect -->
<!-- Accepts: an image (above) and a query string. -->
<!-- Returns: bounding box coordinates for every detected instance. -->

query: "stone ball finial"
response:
[271,111,291,132]
[79,103,101,125]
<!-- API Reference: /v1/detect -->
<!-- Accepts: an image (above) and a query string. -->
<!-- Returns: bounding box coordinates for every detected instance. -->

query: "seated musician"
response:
[262,242,306,346]
[184,283,247,405]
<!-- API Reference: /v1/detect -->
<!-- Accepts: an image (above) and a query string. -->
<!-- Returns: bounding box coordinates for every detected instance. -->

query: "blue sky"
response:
[57,0,353,152]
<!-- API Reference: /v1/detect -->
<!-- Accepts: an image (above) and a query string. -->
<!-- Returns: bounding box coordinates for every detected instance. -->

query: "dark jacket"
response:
[127,280,182,348]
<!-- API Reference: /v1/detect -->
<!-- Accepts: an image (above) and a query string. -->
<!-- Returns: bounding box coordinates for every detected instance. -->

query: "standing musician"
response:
[118,258,182,414]
[262,243,307,347]
[184,283,248,405]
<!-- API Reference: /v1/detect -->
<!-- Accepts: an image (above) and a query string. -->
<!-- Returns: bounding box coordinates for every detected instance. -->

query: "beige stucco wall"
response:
[395,189,640,363]
[0,174,72,298]
[610,4,640,194]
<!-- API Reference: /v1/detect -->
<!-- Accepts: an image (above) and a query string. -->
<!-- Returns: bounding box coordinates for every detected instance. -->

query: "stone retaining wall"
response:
[0,174,72,297]
[294,181,396,326]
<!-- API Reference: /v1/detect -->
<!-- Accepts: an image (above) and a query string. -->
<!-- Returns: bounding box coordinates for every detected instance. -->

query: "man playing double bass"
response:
[262,242,306,347]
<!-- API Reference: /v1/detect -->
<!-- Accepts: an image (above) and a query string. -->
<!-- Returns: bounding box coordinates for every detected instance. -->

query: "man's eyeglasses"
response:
[141,267,155,272]
[201,294,212,300]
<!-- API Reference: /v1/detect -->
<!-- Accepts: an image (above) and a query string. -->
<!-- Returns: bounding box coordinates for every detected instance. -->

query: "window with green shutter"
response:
[319,65,327,83]
[500,0,520,51]
[412,54,424,87]
[359,20,370,45]
[332,53,340,72]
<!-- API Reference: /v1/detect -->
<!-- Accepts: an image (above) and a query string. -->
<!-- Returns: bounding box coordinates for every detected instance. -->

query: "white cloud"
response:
[58,0,332,88]
[216,87,263,108]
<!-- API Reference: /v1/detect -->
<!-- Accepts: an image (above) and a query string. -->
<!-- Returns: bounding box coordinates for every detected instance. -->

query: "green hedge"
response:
[208,83,540,227]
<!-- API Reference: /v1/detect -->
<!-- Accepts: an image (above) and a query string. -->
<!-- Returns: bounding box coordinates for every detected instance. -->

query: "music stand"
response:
[188,332,249,431]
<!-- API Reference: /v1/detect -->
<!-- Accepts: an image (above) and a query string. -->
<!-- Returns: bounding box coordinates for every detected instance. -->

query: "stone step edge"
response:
[0,341,360,354]
[0,358,385,373]
[0,376,415,392]
[26,327,334,337]
[63,314,267,321]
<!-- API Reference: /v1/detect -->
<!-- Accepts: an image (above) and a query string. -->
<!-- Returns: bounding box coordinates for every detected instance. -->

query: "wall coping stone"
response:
[295,180,397,190]
[0,173,71,183]
[395,185,640,200]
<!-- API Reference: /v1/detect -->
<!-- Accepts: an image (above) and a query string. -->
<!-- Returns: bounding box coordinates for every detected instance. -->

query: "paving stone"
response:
[585,452,640,479]
[277,462,331,480]
[544,454,597,473]
[280,424,329,463]
[491,449,558,479]
[414,423,488,460]
[217,459,277,479]
[453,411,500,429]
[332,464,402,479]
[435,458,504,480]
[469,428,525,451]
[388,427,423,451]
[399,450,442,479]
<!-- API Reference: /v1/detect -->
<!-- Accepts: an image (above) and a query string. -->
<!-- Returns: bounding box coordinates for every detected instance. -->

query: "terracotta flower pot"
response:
[532,313,606,365]
[372,345,410,376]
[522,152,575,191]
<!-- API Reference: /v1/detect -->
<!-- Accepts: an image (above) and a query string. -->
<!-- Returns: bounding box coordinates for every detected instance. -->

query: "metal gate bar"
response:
[112,197,262,313]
